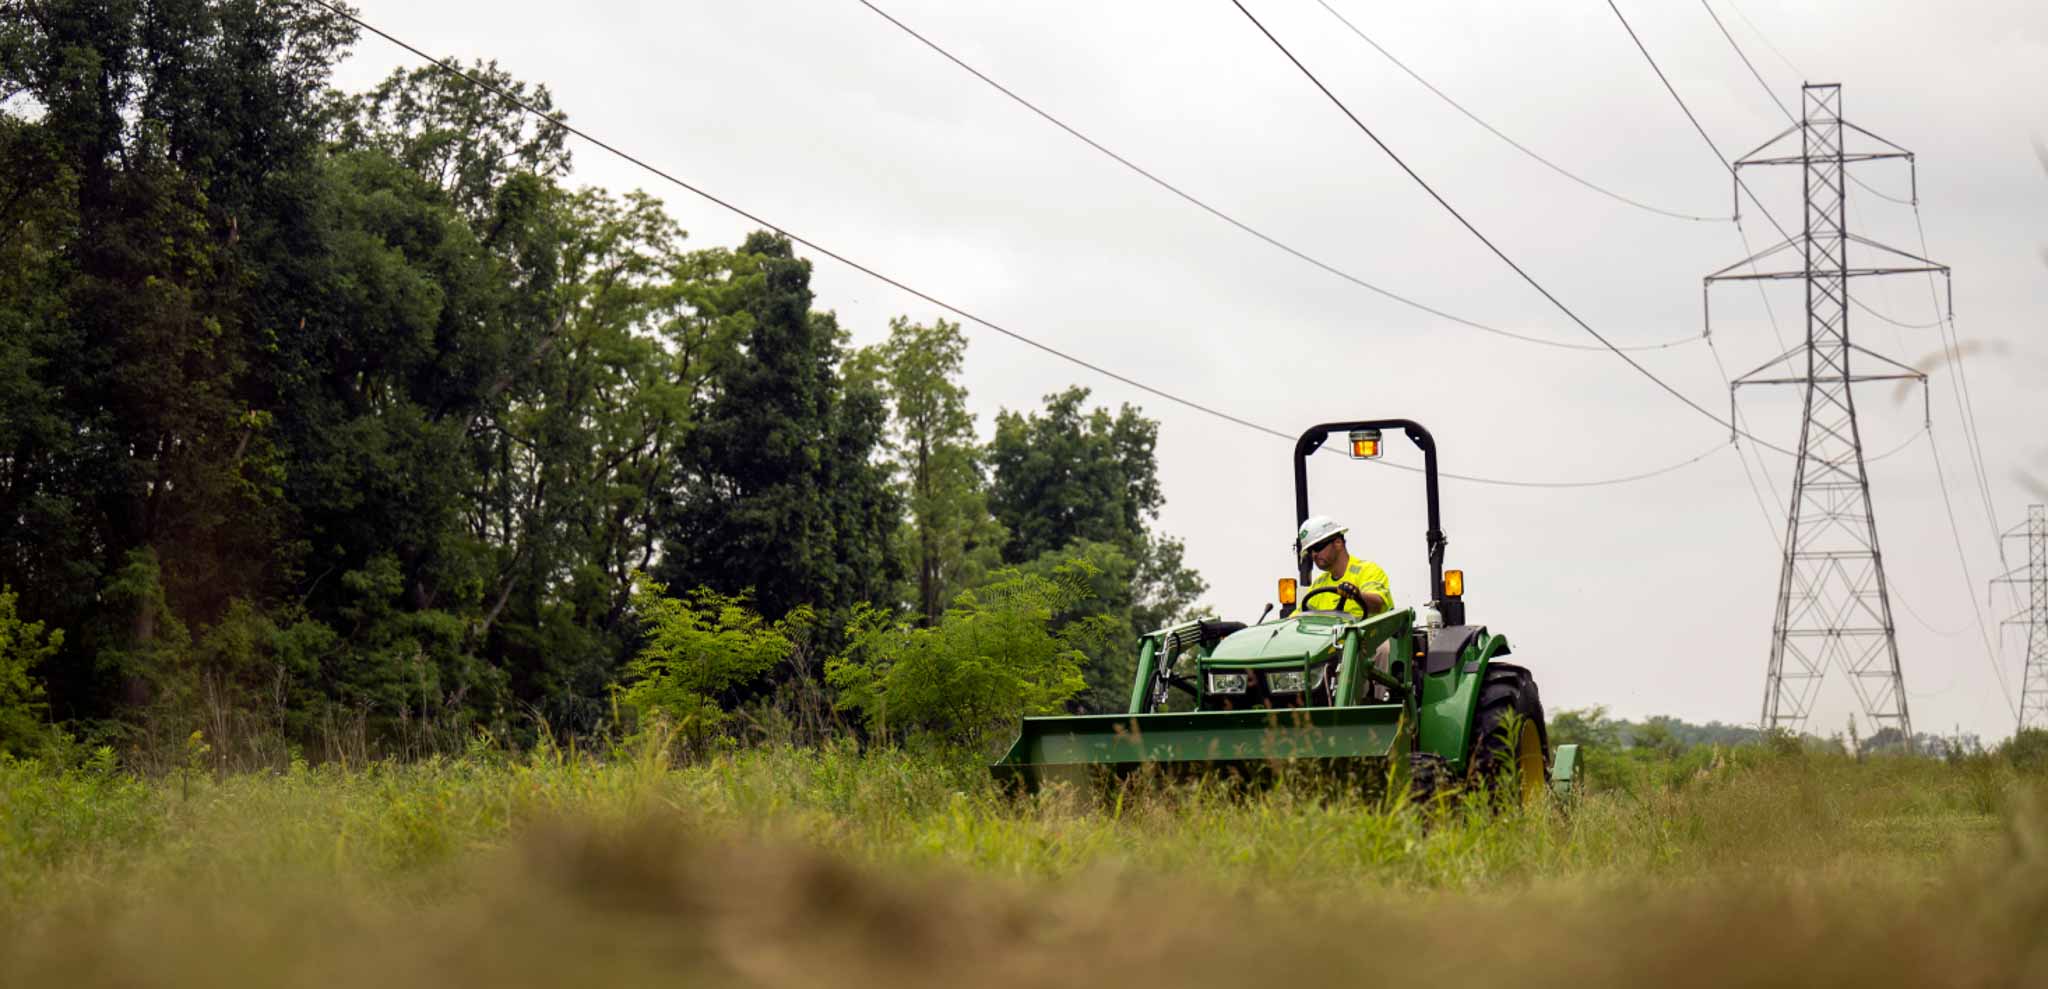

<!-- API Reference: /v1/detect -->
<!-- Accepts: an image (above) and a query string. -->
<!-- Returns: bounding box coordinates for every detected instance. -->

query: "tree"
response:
[870,317,1004,625]
[654,232,901,622]
[987,387,1161,564]
[986,388,1207,709]
[0,0,356,728]
[340,58,571,225]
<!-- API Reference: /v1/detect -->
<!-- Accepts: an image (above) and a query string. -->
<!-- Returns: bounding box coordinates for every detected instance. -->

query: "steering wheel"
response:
[1298,582,1370,615]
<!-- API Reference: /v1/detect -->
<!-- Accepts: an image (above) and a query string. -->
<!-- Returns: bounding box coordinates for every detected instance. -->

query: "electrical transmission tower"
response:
[1704,84,1947,739]
[1992,506,2048,733]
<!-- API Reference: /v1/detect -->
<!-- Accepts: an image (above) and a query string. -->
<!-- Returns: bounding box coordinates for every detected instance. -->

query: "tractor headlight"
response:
[1208,673,1248,695]
[1267,666,1331,695]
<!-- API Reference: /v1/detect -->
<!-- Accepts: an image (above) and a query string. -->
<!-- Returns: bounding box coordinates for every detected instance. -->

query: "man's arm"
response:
[1350,560,1395,614]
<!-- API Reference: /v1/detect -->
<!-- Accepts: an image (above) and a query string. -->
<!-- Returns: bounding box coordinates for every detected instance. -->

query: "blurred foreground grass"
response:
[2,742,2044,987]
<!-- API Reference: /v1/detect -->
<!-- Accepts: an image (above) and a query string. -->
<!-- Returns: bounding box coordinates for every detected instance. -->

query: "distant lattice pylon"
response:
[1992,505,2048,733]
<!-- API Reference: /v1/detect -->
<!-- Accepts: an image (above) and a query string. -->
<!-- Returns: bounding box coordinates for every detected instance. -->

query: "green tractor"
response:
[992,418,1578,805]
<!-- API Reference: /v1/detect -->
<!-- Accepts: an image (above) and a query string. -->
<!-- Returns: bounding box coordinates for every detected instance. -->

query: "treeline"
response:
[1552,705,2029,792]
[0,1,1203,765]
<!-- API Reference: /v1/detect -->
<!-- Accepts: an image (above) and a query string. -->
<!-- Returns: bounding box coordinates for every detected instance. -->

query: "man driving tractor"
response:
[1296,515,1393,618]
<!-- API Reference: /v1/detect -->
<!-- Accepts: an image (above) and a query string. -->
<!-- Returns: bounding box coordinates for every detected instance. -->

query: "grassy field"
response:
[1,741,2043,987]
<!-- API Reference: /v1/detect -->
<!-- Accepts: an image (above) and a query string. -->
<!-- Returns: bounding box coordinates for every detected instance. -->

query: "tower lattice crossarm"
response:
[1702,84,1946,742]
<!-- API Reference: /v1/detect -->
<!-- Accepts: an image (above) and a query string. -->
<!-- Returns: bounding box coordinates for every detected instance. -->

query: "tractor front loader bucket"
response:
[991,704,1408,791]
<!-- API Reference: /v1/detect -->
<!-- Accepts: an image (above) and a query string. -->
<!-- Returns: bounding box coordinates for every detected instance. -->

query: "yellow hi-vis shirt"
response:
[1306,557,1394,618]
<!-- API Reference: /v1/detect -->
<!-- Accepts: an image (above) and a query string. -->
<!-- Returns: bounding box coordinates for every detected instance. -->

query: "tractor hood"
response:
[1205,614,1348,665]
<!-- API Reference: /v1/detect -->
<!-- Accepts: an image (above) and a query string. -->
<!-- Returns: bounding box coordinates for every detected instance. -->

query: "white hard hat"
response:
[1295,515,1348,558]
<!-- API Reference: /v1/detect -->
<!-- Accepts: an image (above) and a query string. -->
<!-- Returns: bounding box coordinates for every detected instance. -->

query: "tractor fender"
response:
[1415,626,1514,771]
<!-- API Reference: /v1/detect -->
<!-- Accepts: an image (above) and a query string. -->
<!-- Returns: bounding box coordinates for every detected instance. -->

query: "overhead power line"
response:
[1930,421,2023,719]
[1604,0,1794,248]
[1698,2,1917,207]
[309,0,1718,491]
[1917,205,2011,591]
[852,0,1697,354]
[1308,0,1727,223]
[1725,0,1802,82]
[1852,294,1942,330]
[1228,0,1793,458]
[1701,0,1793,120]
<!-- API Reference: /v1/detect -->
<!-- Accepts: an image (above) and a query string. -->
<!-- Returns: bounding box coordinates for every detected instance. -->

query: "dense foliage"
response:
[0,0,1206,764]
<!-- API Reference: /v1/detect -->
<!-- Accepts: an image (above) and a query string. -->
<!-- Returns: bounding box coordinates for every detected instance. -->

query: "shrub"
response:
[826,561,1104,751]
[617,577,809,747]
[0,586,63,757]
[2000,728,2048,772]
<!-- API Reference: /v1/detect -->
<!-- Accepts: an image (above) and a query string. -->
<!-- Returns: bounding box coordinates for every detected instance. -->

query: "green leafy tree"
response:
[618,576,809,747]
[0,586,63,755]
[1549,706,1623,750]
[462,186,719,732]
[654,232,902,622]
[986,388,1207,708]
[871,317,1005,625]
[340,58,571,224]
[988,387,1161,564]
[827,561,1105,751]
[0,0,350,711]
[0,0,354,736]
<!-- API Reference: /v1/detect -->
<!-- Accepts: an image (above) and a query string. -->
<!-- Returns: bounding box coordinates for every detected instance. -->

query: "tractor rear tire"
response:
[1406,751,1452,806]
[1468,663,1550,808]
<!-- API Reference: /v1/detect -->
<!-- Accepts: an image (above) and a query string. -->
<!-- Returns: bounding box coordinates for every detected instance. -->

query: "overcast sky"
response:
[331,0,2048,742]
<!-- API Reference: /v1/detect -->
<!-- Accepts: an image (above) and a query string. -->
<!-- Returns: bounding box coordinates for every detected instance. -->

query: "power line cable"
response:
[1725,0,1802,82]
[1408,442,1725,489]
[1228,0,1794,458]
[1708,337,1789,547]
[1699,2,1914,208]
[1309,0,1726,223]
[1732,214,1798,375]
[1915,205,2014,608]
[851,0,1696,354]
[1852,294,1942,330]
[1851,174,1916,206]
[312,0,1719,491]
[1928,421,2022,718]
[1605,0,1795,248]
[1895,580,1971,638]
[1702,0,1793,122]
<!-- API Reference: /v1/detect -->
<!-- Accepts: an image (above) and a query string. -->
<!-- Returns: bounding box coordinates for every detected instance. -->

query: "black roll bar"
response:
[1291,419,1449,615]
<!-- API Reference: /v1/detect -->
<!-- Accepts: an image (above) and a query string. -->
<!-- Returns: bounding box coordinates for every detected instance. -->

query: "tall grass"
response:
[2,742,2043,986]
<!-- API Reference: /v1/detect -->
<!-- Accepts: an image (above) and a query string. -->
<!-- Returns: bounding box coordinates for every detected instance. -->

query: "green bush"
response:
[2000,728,2048,772]
[826,561,1104,751]
[618,577,809,747]
[0,587,62,756]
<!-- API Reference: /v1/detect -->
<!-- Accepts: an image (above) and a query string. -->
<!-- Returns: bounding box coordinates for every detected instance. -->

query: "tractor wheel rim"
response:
[1515,720,1545,807]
